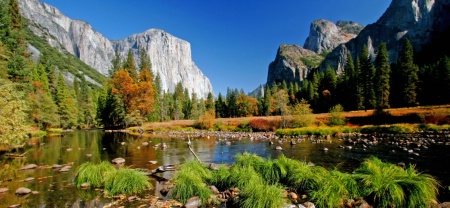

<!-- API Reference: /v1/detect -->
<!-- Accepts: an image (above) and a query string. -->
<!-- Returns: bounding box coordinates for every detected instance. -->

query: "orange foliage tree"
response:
[109,68,155,120]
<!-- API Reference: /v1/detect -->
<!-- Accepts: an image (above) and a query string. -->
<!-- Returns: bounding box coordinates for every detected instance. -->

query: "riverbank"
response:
[131,105,450,133]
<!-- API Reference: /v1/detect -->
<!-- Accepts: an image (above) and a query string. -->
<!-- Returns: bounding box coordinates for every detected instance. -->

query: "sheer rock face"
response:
[304,19,364,54]
[19,0,213,98]
[267,44,323,85]
[322,0,450,74]
[112,29,213,98]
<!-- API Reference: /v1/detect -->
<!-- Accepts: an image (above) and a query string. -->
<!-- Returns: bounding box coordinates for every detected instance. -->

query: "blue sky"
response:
[41,0,391,96]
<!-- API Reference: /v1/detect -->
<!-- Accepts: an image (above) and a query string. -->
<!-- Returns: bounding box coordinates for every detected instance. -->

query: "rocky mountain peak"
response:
[267,44,323,85]
[304,19,364,54]
[321,0,450,74]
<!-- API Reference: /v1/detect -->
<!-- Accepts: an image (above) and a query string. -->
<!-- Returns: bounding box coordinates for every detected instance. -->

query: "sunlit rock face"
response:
[19,0,214,98]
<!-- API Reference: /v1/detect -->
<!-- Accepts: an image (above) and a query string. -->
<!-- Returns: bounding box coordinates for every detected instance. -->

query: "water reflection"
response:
[0,130,449,207]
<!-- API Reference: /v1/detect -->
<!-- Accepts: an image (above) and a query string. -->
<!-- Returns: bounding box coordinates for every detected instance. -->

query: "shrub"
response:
[249,118,272,132]
[329,104,346,126]
[104,168,152,196]
[195,109,216,129]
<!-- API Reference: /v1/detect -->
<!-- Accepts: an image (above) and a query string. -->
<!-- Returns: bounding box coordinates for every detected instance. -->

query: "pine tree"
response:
[374,42,391,110]
[55,74,78,128]
[110,50,122,76]
[355,57,364,110]
[123,49,137,80]
[205,92,215,111]
[2,0,29,82]
[436,57,450,103]
[139,48,152,75]
[398,38,419,106]
[215,92,226,118]
[360,45,376,111]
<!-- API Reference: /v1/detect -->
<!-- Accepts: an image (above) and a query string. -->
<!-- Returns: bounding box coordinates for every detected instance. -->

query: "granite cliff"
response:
[321,0,450,74]
[19,0,214,98]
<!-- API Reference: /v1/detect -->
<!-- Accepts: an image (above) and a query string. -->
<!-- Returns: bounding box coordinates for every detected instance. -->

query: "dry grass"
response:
[139,105,450,131]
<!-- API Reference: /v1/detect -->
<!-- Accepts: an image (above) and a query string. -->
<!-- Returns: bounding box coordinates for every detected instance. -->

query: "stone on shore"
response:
[20,164,37,170]
[15,187,31,195]
[112,157,125,164]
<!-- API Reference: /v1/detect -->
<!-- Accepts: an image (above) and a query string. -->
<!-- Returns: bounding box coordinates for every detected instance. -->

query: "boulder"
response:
[20,164,37,170]
[15,187,31,195]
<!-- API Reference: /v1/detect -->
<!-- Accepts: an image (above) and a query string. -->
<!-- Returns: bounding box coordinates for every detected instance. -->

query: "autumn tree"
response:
[135,67,155,118]
[291,99,315,127]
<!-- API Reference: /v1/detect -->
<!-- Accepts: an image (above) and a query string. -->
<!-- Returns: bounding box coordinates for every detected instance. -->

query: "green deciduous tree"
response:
[0,79,30,146]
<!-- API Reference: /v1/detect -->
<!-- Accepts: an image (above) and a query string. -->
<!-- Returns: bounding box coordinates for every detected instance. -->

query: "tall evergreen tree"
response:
[354,57,364,110]
[139,48,152,75]
[374,42,391,110]
[123,49,137,80]
[110,50,122,76]
[55,74,78,128]
[360,45,376,111]
[215,92,226,118]
[398,38,419,106]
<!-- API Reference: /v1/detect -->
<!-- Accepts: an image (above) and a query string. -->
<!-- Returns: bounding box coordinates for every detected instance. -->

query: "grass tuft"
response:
[104,167,152,196]
[74,161,116,187]
[171,160,213,204]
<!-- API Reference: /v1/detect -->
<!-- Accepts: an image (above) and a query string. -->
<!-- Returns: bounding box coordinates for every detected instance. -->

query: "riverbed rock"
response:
[289,192,298,201]
[24,177,35,182]
[20,164,37,170]
[184,196,202,208]
[208,163,219,170]
[437,202,450,208]
[209,185,220,194]
[52,164,62,169]
[142,142,149,146]
[276,146,283,150]
[15,187,31,195]
[112,157,125,164]
[148,160,157,165]
[31,191,39,195]
[354,199,371,208]
[300,202,315,208]
[59,165,72,172]
[8,204,21,208]
[0,188,9,193]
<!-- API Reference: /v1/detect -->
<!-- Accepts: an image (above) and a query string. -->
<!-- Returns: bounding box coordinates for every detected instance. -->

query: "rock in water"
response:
[20,164,37,170]
[112,157,125,164]
[15,187,31,195]
[184,196,202,208]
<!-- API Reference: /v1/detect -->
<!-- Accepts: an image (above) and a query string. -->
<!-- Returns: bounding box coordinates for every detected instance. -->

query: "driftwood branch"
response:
[188,144,203,163]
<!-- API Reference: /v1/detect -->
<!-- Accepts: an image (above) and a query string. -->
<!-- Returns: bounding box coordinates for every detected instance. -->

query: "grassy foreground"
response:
[171,153,440,208]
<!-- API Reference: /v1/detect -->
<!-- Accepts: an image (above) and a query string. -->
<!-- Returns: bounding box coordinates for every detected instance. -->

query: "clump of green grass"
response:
[104,167,152,196]
[171,160,213,204]
[74,161,116,187]
[310,169,360,207]
[234,152,265,170]
[287,161,328,193]
[354,157,439,207]
[209,165,232,190]
[259,159,287,185]
[239,182,285,208]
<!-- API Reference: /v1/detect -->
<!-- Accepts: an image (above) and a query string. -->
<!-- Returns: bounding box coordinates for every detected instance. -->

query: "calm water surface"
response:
[0,130,449,207]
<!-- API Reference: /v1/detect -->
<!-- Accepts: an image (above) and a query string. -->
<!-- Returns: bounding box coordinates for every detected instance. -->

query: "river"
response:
[0,130,449,207]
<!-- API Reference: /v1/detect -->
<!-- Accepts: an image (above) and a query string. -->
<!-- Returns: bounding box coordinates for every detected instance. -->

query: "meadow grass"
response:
[104,167,152,196]
[74,161,116,187]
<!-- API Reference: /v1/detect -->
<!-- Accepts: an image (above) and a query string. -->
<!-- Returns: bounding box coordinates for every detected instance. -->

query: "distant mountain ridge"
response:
[262,0,450,94]
[19,0,214,98]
